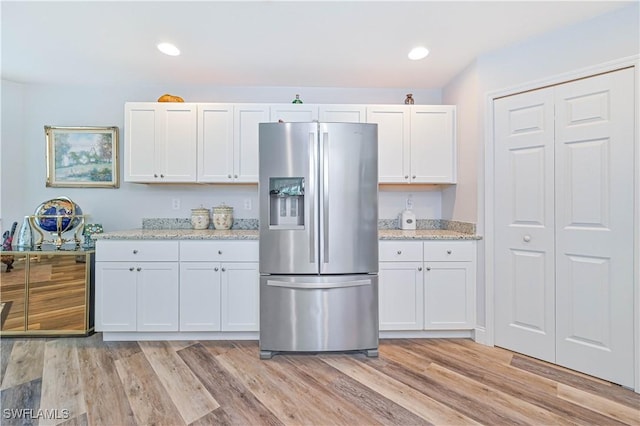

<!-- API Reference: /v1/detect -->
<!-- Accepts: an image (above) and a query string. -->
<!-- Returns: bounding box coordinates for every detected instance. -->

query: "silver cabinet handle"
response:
[214,267,219,271]
[418,266,423,271]
[446,250,452,254]
[397,250,402,255]
[136,267,142,272]
[523,235,531,242]
[129,267,134,271]
[133,249,138,254]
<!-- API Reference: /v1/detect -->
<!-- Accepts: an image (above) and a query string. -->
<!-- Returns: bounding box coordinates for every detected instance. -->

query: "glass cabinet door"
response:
[27,254,88,332]
[1,253,27,331]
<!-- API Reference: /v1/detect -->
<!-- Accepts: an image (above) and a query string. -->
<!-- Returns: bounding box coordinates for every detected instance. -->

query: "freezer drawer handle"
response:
[266,279,371,289]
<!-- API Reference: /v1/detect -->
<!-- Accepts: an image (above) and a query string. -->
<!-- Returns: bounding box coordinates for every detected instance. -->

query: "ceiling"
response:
[1,1,633,89]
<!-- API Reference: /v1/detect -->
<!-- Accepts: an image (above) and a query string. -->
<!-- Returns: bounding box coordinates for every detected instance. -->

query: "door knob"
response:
[129,267,134,271]
[136,267,142,271]
[133,249,138,254]
[426,267,431,271]
[418,266,423,271]
[154,173,158,178]
[397,250,402,255]
[214,267,219,271]
[446,250,452,254]
[221,267,226,272]
[523,235,531,242]
[218,250,223,255]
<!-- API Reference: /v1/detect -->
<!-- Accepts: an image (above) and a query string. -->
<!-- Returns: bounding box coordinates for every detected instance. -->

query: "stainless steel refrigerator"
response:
[259,122,379,359]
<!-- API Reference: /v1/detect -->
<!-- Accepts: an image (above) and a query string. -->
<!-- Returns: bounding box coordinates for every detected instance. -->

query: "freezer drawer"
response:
[259,274,379,357]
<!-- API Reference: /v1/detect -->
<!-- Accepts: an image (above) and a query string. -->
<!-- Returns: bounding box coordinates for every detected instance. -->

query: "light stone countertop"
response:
[94,228,481,241]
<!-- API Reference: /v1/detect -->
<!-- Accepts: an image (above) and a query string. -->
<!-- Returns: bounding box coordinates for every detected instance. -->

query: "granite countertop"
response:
[94,228,480,241]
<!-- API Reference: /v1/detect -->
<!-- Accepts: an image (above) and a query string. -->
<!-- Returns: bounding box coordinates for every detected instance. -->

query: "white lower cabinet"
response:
[96,239,259,334]
[220,262,259,331]
[379,261,424,330]
[378,240,476,332]
[179,241,259,332]
[95,240,180,332]
[424,261,475,329]
[179,262,222,331]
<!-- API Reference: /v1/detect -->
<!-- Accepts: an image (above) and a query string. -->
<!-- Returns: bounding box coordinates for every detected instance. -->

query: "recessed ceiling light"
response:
[408,46,429,60]
[157,42,180,56]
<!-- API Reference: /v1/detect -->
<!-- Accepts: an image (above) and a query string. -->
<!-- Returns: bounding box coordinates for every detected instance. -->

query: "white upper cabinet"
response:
[367,105,456,184]
[124,102,197,183]
[125,102,456,185]
[318,105,366,123]
[198,103,268,183]
[410,106,456,183]
[366,105,410,183]
[270,104,318,122]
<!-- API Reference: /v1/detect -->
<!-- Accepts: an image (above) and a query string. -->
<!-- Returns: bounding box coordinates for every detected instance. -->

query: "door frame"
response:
[482,55,640,392]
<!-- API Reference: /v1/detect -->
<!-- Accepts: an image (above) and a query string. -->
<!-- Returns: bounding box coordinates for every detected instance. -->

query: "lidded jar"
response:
[191,207,210,230]
[212,203,233,230]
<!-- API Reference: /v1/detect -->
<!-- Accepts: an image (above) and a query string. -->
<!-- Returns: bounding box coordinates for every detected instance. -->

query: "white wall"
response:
[0,83,442,232]
[442,3,639,329]
[0,80,26,231]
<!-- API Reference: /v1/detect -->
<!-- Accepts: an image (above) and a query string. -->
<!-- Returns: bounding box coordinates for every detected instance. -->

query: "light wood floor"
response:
[0,335,638,426]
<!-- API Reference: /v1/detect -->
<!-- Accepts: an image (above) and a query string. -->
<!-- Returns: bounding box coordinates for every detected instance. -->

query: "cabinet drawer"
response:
[379,241,423,262]
[180,241,259,262]
[423,241,475,262]
[96,240,179,262]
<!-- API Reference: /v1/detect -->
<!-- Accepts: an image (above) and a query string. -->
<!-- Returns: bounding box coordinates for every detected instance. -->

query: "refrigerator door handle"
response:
[309,131,316,264]
[266,279,371,289]
[322,131,330,263]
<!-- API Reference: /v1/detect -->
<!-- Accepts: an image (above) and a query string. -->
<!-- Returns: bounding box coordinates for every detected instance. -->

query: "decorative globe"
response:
[34,197,83,233]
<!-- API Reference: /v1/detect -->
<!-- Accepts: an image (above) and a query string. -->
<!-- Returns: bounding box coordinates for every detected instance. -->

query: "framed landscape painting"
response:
[45,126,119,188]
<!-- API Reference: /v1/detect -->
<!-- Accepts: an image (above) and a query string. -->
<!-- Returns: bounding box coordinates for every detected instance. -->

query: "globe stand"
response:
[30,215,86,249]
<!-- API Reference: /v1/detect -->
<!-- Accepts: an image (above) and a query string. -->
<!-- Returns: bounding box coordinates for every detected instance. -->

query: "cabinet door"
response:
[234,104,269,183]
[124,103,158,182]
[378,261,423,330]
[270,104,318,122]
[410,106,456,183]
[424,262,475,329]
[366,106,410,183]
[136,262,179,331]
[319,105,366,123]
[124,103,197,183]
[197,104,234,182]
[221,262,259,331]
[95,262,137,332]
[179,262,221,331]
[159,103,197,182]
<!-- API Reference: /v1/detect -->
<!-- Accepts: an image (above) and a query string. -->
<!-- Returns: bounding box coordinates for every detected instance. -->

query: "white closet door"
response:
[494,88,556,362]
[554,68,635,387]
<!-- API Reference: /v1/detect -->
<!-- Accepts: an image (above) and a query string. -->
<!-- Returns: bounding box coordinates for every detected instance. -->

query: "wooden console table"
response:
[0,246,94,336]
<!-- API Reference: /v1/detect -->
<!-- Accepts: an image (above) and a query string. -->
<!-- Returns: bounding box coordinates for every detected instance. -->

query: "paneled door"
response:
[494,67,635,387]
[494,87,556,363]
[554,68,635,387]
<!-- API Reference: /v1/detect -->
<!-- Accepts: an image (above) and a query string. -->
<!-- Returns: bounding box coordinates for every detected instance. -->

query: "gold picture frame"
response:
[45,126,119,188]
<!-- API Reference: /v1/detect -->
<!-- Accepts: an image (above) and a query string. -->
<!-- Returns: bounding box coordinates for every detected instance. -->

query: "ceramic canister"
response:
[212,204,233,230]
[191,208,211,230]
